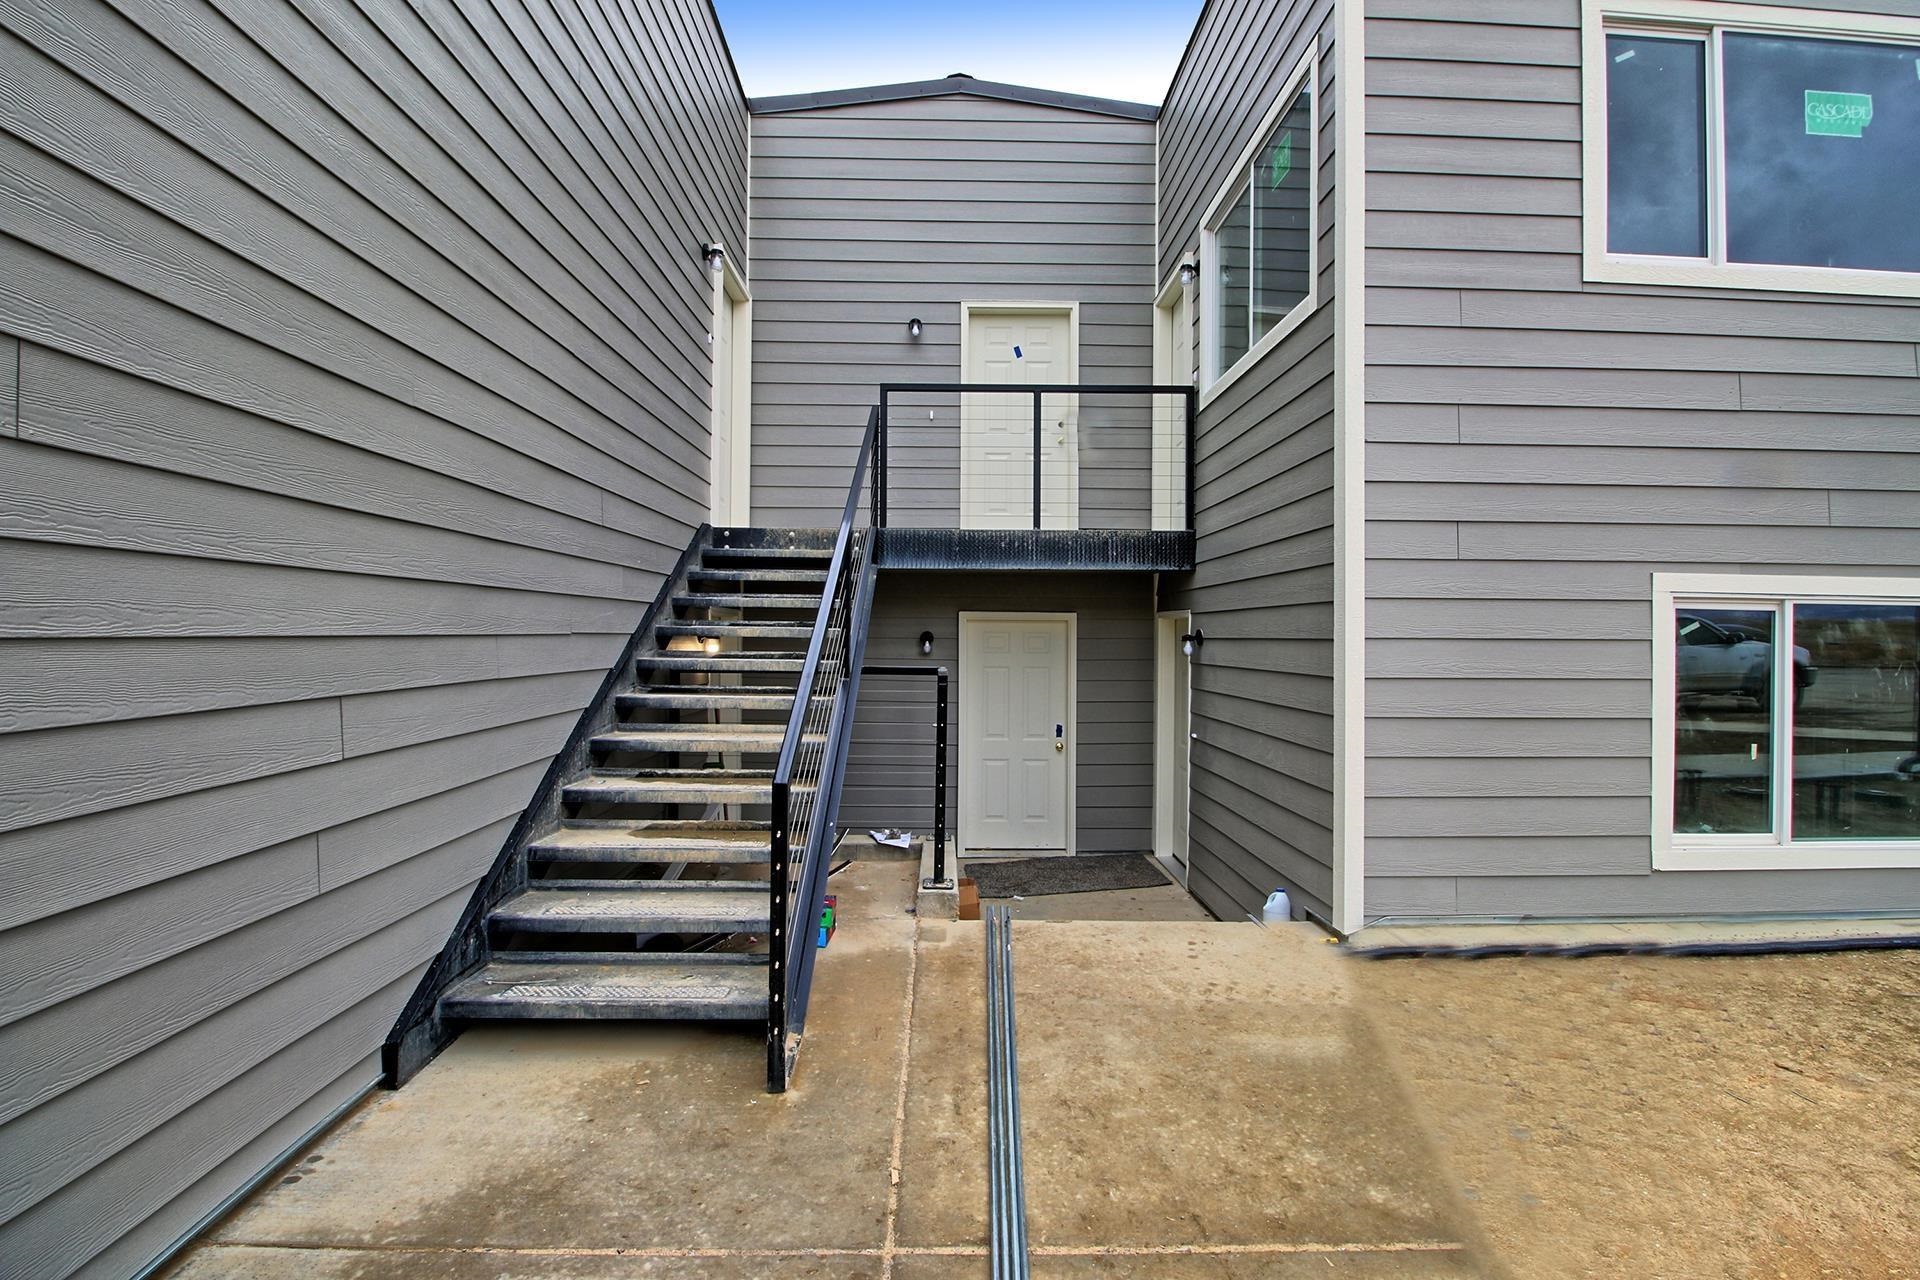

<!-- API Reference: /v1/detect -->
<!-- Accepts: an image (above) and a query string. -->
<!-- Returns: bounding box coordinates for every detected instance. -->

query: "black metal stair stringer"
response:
[380,525,714,1088]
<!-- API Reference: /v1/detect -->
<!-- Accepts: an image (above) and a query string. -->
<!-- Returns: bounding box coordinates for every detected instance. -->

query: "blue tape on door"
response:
[1013,345,1022,358]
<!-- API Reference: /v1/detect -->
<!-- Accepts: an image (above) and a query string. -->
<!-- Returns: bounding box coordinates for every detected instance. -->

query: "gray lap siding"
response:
[1360,0,1920,919]
[1157,0,1342,924]
[0,0,745,1274]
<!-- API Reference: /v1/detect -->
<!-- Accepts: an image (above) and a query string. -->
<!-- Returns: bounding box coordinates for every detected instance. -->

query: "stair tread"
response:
[528,824,771,861]
[618,690,802,711]
[656,621,814,638]
[703,546,833,561]
[492,886,770,931]
[688,568,829,584]
[441,958,768,1020]
[592,727,801,753]
[641,654,814,672]
[675,593,822,609]
[562,773,782,805]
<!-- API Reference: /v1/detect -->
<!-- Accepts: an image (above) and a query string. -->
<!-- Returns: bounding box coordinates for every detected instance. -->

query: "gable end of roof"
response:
[748,75,1159,120]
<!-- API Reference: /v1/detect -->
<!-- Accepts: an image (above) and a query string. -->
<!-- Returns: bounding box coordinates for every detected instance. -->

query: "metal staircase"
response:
[385,413,880,1092]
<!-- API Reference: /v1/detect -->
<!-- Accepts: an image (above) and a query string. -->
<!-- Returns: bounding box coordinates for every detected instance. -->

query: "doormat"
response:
[967,853,1169,899]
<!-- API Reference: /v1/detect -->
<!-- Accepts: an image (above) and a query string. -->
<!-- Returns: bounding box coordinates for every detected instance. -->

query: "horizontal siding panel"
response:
[0,838,316,1031]
[1164,4,1342,916]
[1363,0,1920,920]
[0,0,742,1271]
[17,346,675,563]
[1366,58,1578,102]
[1369,482,1833,525]
[1372,327,1917,377]
[1368,717,1649,758]
[0,713,572,932]
[1367,836,1649,877]
[0,703,341,833]
[1364,17,1580,66]
[1,540,638,639]
[1457,404,1920,450]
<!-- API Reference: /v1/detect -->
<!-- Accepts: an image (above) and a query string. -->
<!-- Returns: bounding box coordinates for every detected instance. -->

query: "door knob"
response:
[1054,740,1065,752]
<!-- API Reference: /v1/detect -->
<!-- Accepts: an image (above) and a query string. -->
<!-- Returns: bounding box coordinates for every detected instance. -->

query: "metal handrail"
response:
[767,408,878,1091]
[876,382,1198,533]
[856,663,950,886]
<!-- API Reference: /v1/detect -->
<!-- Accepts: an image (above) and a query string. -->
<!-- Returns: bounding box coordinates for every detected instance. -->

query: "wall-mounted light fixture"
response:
[907,317,924,339]
[1181,628,1205,656]
[702,242,725,273]
[1177,256,1199,287]
[918,630,935,656]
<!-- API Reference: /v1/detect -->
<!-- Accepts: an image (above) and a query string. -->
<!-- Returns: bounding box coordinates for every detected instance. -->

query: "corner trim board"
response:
[1331,0,1367,935]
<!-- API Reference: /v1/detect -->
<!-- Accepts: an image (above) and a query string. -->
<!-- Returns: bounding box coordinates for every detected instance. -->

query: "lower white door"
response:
[962,615,1071,852]
[961,308,1078,530]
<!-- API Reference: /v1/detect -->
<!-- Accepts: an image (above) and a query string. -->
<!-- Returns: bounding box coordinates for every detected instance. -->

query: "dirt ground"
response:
[1349,948,1920,1280]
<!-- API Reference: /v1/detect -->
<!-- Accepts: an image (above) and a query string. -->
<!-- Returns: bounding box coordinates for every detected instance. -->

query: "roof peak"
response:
[748,75,1158,121]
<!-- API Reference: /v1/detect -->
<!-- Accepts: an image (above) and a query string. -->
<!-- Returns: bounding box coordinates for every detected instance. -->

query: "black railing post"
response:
[1031,389,1043,529]
[767,781,791,1091]
[877,394,889,528]
[934,667,948,883]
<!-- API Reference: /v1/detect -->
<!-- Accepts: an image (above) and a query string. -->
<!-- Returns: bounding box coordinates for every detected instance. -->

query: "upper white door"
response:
[963,616,1070,851]
[961,309,1077,530]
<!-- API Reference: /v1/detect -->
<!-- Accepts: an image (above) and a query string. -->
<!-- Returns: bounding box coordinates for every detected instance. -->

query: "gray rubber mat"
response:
[967,853,1170,899]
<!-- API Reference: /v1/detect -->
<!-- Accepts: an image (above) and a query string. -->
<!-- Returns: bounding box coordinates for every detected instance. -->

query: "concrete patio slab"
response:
[195,862,917,1257]
[895,921,1474,1255]
[166,861,1489,1280]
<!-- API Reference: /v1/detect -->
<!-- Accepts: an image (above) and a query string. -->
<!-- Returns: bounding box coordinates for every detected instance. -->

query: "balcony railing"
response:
[872,383,1196,571]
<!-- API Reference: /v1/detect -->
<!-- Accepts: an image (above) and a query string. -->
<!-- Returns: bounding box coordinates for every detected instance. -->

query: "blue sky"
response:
[713,0,1202,105]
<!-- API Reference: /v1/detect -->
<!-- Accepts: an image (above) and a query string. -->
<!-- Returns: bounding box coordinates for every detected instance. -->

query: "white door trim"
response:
[708,243,752,526]
[958,611,1078,857]
[958,303,1082,529]
[1154,611,1193,885]
[957,300,1081,384]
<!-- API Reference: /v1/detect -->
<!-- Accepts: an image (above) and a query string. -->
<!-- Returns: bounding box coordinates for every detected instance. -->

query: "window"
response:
[1585,3,1920,297]
[1199,44,1316,395]
[1655,575,1920,870]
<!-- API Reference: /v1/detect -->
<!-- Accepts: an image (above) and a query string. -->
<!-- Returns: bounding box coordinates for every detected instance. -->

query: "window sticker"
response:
[1805,89,1873,137]
[1269,133,1292,188]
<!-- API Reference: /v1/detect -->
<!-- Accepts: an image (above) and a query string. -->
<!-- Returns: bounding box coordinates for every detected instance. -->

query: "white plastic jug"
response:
[1262,888,1291,927]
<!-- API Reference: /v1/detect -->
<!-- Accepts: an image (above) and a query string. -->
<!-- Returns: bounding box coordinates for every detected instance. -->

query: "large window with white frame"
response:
[1584,1,1920,297]
[1654,574,1920,871]
[1199,42,1316,396]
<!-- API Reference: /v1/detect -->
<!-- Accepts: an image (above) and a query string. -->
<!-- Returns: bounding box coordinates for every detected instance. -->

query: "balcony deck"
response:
[872,381,1196,572]
[874,526,1194,571]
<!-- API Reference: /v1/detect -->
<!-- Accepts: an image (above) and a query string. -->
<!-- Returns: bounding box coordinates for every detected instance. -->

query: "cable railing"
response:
[767,407,878,1092]
[875,383,1197,534]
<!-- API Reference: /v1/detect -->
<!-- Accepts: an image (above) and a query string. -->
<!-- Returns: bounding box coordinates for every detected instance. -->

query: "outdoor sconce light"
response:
[907,317,924,339]
[1181,629,1205,656]
[918,630,935,656]
[702,242,725,273]
[1177,256,1198,286]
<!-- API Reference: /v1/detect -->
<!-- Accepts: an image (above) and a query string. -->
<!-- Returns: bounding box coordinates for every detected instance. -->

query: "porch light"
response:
[919,630,935,656]
[907,317,923,339]
[702,242,725,273]
[1181,629,1204,656]
[1178,256,1198,287]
